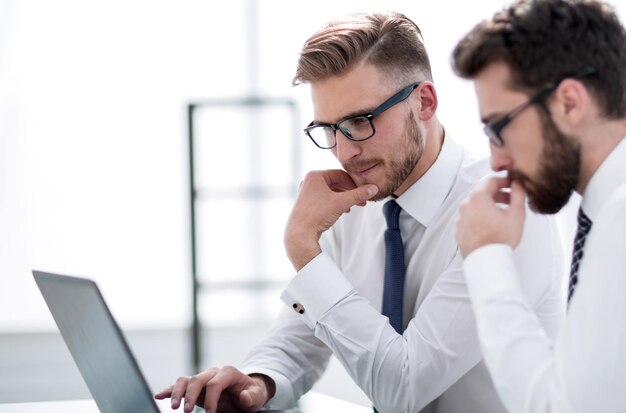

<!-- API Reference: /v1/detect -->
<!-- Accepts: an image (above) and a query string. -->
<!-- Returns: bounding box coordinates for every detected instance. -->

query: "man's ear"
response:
[413,81,438,121]
[551,78,589,130]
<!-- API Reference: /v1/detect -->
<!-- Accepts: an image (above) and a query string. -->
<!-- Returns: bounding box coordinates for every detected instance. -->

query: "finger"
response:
[325,169,357,192]
[484,176,512,195]
[238,388,254,408]
[154,385,173,400]
[509,180,527,217]
[338,184,378,209]
[237,375,269,410]
[493,190,511,205]
[170,377,190,409]
[203,366,242,413]
[183,372,215,413]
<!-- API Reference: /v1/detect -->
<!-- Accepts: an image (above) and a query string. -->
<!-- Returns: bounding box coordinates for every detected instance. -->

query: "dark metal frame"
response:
[304,81,421,149]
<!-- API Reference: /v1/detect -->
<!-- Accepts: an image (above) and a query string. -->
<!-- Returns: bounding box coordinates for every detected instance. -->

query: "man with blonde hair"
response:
[157,12,564,413]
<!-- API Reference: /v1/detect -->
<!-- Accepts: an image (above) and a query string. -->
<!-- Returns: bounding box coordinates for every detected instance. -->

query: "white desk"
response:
[0,391,370,413]
[0,399,102,413]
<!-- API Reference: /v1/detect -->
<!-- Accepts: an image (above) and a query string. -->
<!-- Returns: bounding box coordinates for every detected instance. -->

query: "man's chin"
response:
[368,192,389,202]
[526,190,571,215]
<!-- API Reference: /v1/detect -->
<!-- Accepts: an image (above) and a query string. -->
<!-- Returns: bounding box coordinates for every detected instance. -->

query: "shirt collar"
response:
[581,136,626,220]
[394,134,463,227]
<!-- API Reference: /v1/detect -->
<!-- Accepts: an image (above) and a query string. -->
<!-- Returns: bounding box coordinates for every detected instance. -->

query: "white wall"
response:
[2,0,623,333]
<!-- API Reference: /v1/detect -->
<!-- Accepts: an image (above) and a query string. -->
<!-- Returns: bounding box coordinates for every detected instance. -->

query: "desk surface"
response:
[0,391,370,413]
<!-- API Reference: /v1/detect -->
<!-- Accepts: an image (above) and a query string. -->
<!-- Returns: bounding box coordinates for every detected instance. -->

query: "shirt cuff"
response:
[280,252,354,329]
[463,243,521,303]
[239,367,295,410]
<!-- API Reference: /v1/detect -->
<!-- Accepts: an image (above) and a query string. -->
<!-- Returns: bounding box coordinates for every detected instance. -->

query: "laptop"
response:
[34,270,166,413]
[34,270,291,413]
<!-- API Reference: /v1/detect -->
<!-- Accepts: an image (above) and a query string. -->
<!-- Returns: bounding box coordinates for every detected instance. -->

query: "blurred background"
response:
[3,0,620,406]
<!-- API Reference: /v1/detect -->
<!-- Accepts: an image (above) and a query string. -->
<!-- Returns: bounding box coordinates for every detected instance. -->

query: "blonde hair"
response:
[293,12,432,87]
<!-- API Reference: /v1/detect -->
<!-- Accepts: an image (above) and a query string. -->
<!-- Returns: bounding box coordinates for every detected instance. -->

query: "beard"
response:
[508,105,581,214]
[342,110,424,201]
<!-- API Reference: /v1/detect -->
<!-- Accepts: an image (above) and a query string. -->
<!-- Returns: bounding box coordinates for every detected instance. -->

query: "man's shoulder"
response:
[594,182,626,230]
[457,149,492,185]
[446,150,492,202]
[608,182,626,206]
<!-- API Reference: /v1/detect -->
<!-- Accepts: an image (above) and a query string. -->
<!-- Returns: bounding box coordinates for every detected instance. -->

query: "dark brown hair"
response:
[293,12,432,87]
[452,0,626,118]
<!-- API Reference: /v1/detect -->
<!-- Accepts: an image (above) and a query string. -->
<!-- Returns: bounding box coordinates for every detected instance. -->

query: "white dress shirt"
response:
[462,137,626,413]
[242,137,565,413]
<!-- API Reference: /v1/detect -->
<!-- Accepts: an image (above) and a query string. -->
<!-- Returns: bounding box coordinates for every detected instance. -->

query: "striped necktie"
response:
[568,208,592,303]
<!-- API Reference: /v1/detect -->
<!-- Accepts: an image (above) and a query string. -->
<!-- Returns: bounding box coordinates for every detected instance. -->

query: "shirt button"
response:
[292,303,305,314]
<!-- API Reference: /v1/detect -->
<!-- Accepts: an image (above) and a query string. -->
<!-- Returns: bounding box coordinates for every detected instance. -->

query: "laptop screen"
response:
[33,270,160,413]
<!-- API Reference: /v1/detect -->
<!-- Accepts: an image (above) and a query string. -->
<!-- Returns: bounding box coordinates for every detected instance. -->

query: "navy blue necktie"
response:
[382,200,405,333]
[568,208,592,304]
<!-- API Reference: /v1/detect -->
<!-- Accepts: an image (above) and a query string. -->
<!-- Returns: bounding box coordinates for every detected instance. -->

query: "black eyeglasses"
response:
[304,82,422,149]
[484,66,597,147]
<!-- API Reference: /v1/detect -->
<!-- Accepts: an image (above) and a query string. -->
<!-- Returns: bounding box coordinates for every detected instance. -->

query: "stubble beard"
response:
[343,111,424,202]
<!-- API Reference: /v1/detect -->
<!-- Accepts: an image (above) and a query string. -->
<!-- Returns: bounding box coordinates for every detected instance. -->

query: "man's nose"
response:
[490,142,512,173]
[333,130,362,164]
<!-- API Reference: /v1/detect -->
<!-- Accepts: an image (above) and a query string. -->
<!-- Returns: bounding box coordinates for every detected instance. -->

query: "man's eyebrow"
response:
[313,106,377,126]
[480,112,505,124]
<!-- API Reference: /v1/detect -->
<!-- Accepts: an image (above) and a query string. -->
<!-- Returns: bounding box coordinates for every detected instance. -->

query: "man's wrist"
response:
[460,242,483,258]
[289,247,322,271]
[284,231,322,271]
[248,373,276,404]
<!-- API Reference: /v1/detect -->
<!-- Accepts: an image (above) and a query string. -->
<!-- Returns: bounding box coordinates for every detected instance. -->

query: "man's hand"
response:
[456,177,526,257]
[154,366,275,413]
[284,169,379,271]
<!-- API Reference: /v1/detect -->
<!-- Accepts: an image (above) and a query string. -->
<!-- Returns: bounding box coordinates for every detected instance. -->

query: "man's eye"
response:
[344,116,369,128]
